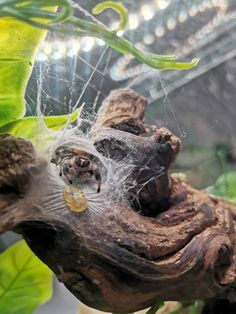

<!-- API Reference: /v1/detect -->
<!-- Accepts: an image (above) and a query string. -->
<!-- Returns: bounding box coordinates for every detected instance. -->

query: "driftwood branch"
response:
[0,89,236,312]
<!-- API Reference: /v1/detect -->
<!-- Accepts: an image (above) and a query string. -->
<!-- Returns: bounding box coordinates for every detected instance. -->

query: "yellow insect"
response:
[63,186,88,213]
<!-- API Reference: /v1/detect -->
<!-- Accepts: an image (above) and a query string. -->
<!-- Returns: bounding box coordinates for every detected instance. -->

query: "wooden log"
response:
[0,89,236,312]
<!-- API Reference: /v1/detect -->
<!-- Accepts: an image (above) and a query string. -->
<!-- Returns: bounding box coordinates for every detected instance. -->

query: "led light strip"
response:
[109,0,229,81]
[36,0,172,61]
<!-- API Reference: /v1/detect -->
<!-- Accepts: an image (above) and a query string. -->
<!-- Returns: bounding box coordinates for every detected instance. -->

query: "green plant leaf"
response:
[92,1,129,32]
[0,1,199,72]
[208,172,236,204]
[171,172,187,181]
[0,240,53,314]
[0,11,56,128]
[0,110,78,139]
[187,301,205,314]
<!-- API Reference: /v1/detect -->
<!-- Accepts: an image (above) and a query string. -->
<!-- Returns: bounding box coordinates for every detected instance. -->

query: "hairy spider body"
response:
[51,146,102,193]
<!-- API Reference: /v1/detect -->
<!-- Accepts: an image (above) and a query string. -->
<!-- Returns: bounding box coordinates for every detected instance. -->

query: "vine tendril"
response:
[92,1,129,32]
[0,0,200,70]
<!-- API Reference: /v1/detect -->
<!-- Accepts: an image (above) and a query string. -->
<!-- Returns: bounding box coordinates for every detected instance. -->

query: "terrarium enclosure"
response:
[0,1,236,314]
[27,0,236,187]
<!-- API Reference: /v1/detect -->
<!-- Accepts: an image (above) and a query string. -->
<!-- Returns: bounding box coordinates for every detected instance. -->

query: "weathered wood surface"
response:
[0,89,236,312]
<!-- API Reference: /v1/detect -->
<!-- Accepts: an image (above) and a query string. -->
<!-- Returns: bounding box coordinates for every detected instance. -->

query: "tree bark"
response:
[0,89,236,313]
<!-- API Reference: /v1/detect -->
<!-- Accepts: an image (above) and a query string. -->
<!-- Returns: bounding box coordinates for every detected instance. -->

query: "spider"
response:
[51,145,102,193]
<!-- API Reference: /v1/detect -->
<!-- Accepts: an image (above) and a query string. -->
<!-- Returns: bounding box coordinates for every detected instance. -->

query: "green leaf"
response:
[0,1,199,72]
[0,240,53,314]
[187,301,205,314]
[0,11,56,128]
[208,172,236,204]
[92,1,129,32]
[171,172,187,181]
[0,111,78,140]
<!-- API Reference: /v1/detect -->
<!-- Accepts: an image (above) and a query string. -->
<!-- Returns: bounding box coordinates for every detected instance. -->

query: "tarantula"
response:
[51,145,102,193]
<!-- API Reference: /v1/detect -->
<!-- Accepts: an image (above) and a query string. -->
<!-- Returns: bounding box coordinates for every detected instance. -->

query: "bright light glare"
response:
[51,41,66,59]
[178,11,188,23]
[80,37,95,52]
[43,44,52,55]
[96,39,106,46]
[36,51,47,61]
[129,14,139,30]
[110,21,119,31]
[141,4,155,21]
[143,34,155,45]
[67,39,80,57]
[117,30,124,37]
[58,45,66,54]
[155,25,165,37]
[198,3,206,12]
[167,17,176,30]
[52,51,63,60]
[189,5,198,17]
[156,0,170,10]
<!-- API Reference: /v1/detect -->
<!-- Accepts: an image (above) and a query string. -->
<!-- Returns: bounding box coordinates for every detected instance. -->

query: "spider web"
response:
[25,0,236,198]
[21,1,236,313]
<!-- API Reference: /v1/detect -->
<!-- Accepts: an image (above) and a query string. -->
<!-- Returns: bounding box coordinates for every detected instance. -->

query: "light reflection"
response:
[143,34,155,45]
[43,44,52,55]
[155,25,165,37]
[36,51,47,62]
[80,37,95,52]
[178,11,188,23]
[36,0,230,65]
[117,30,124,37]
[96,39,105,46]
[67,39,80,57]
[167,17,177,30]
[129,14,139,30]
[198,3,206,13]
[51,41,66,59]
[110,21,120,31]
[141,4,155,21]
[189,5,198,17]
[51,51,63,60]
[156,0,170,10]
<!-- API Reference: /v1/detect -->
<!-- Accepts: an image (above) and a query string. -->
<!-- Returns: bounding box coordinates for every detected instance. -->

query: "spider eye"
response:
[75,157,81,166]
[83,160,90,167]
[64,165,70,174]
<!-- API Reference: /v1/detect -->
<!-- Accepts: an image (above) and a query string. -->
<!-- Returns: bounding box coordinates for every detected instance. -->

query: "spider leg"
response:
[63,165,72,184]
[59,156,70,176]
[95,171,101,193]
[64,171,72,184]
[59,164,63,176]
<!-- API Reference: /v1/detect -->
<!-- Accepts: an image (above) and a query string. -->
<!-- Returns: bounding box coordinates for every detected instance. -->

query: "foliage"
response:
[0,16,50,127]
[92,1,129,32]
[208,171,236,204]
[0,0,199,139]
[0,1,200,313]
[0,0,199,71]
[0,110,78,140]
[0,4,77,136]
[171,172,187,181]
[0,4,77,135]
[0,240,53,314]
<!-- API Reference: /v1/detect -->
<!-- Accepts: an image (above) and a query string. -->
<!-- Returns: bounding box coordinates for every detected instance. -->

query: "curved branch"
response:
[0,89,236,312]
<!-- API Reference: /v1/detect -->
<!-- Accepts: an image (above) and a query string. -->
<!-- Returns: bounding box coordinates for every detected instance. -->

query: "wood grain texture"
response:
[0,89,236,312]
